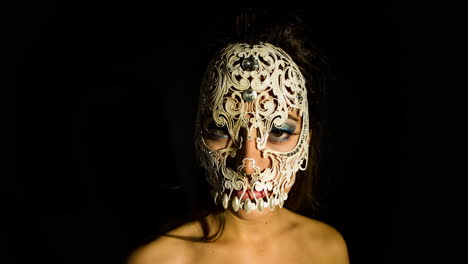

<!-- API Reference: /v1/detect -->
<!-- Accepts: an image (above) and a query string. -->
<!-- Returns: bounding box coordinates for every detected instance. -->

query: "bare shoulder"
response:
[126,221,201,264]
[286,210,350,263]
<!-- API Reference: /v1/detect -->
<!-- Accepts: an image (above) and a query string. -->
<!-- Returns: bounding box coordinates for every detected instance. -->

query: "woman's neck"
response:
[208,207,291,244]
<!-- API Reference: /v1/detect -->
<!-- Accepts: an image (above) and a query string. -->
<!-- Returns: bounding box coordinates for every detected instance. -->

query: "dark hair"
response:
[159,8,329,243]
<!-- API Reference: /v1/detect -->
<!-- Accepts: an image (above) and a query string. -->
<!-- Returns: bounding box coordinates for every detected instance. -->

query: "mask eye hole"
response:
[269,124,298,142]
[204,121,229,140]
[265,114,303,152]
[202,118,230,150]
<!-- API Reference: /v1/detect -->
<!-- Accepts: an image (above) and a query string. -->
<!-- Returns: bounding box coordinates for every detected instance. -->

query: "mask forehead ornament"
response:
[195,42,310,213]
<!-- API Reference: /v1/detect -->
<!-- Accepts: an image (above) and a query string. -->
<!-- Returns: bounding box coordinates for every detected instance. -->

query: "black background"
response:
[11,3,406,264]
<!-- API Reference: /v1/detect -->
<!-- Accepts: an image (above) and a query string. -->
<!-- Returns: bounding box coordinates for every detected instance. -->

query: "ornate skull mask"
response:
[195,42,310,213]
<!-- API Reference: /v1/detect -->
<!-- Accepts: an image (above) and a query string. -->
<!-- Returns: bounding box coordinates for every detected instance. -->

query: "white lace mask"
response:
[195,42,309,213]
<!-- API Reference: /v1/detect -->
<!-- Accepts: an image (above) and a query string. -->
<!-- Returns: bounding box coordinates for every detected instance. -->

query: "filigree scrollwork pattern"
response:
[195,43,309,213]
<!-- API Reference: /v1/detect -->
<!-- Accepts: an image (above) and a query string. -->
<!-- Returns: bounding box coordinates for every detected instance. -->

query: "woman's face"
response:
[195,43,310,216]
[202,109,306,219]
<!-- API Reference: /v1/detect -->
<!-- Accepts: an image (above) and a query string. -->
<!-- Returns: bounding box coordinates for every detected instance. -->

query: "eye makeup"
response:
[202,116,300,144]
[203,120,229,140]
[269,123,298,142]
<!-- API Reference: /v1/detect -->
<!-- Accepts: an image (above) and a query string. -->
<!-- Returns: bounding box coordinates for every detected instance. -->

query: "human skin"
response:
[127,89,349,264]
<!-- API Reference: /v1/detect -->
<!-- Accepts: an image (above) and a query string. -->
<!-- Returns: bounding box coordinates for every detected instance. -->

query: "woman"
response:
[128,9,349,264]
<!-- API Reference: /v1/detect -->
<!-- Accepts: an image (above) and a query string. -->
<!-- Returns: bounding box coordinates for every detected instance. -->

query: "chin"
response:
[227,206,277,221]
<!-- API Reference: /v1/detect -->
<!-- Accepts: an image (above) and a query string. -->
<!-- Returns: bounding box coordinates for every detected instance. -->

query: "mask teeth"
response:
[257,198,266,212]
[213,192,219,205]
[232,196,240,212]
[243,199,258,214]
[278,195,284,208]
[222,193,229,209]
[216,190,288,213]
[268,196,276,211]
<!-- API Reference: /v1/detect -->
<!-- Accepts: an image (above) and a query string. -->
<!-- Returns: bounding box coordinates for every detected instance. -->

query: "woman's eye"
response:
[268,124,296,142]
[204,123,229,140]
